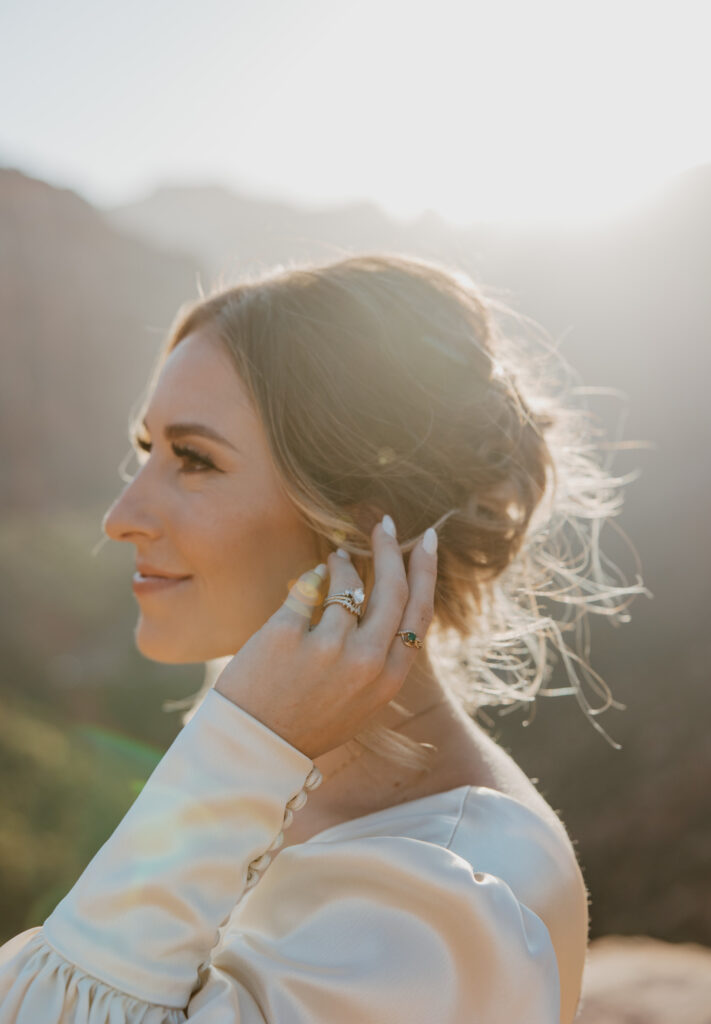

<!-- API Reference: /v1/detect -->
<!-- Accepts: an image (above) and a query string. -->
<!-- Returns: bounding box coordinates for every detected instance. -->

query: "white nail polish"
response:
[335,547,350,559]
[422,527,438,554]
[313,563,328,578]
[381,514,397,538]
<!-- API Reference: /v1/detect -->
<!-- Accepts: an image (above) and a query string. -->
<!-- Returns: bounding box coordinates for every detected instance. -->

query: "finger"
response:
[314,548,365,639]
[382,526,438,679]
[357,515,410,651]
[279,563,329,630]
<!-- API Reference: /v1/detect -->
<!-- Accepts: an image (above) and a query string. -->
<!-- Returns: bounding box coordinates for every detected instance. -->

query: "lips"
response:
[135,565,192,580]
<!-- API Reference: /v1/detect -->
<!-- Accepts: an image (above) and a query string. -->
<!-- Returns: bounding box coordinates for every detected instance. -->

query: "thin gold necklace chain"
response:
[322,698,448,782]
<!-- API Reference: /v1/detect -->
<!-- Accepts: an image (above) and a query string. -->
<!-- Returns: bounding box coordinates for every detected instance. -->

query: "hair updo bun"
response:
[149,251,650,771]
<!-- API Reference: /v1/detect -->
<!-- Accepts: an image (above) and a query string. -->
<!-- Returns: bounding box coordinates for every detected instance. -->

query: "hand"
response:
[214,516,438,760]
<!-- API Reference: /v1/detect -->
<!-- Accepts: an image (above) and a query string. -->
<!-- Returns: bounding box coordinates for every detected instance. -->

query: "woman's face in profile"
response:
[102,328,321,664]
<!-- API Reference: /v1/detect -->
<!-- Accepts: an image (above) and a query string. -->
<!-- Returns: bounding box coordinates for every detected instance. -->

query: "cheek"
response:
[192,510,257,577]
[192,506,278,587]
[201,504,315,607]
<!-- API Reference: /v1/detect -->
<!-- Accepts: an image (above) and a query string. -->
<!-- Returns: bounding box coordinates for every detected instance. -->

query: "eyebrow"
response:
[134,419,240,454]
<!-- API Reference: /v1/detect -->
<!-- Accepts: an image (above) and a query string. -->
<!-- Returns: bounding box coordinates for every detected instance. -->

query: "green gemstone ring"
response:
[396,630,424,649]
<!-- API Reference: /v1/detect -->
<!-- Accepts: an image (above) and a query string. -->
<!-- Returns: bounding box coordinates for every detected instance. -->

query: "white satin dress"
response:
[0,686,589,1023]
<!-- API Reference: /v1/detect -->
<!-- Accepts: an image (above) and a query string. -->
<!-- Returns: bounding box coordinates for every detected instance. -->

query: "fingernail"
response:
[381,514,397,538]
[422,527,438,554]
[313,563,328,578]
[335,547,351,560]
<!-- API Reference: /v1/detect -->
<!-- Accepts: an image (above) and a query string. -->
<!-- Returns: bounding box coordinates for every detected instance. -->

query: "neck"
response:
[312,649,454,807]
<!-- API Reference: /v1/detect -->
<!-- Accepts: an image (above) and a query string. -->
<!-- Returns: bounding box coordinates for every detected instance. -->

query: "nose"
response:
[101,468,161,543]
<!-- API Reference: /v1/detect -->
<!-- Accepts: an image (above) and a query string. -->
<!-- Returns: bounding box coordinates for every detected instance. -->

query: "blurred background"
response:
[1,0,710,1018]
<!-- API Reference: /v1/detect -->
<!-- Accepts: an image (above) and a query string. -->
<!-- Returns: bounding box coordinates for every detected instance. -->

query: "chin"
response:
[133,623,209,665]
[133,620,246,665]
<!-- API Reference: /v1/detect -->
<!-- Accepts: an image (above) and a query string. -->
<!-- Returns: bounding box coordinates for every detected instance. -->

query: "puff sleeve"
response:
[0,686,565,1023]
[184,832,562,1023]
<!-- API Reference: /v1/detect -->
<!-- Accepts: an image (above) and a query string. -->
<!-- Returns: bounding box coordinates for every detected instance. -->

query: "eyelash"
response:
[133,438,216,473]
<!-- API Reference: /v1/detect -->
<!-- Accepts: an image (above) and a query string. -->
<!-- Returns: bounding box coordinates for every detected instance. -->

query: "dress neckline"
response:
[302,783,474,845]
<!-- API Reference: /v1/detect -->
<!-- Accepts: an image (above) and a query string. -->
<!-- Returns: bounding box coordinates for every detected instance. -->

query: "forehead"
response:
[144,329,254,425]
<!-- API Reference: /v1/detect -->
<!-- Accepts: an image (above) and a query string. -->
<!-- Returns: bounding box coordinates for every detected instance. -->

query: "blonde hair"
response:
[128,252,651,772]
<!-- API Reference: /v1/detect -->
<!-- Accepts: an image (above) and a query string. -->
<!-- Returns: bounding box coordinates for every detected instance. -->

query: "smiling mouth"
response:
[132,573,193,592]
[134,572,192,581]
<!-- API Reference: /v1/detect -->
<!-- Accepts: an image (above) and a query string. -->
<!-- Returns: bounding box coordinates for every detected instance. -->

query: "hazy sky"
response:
[1,0,708,226]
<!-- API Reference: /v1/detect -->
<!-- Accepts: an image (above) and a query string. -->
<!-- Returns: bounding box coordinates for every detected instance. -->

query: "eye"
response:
[132,437,217,473]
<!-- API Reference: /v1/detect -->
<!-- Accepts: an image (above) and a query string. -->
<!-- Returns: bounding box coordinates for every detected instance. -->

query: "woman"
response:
[0,252,645,1022]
